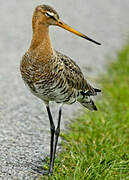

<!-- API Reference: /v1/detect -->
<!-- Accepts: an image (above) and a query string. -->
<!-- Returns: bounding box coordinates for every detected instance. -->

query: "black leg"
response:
[50,105,62,172]
[46,105,55,175]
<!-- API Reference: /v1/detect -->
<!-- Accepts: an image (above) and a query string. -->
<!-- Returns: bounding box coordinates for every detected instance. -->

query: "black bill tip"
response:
[83,35,101,45]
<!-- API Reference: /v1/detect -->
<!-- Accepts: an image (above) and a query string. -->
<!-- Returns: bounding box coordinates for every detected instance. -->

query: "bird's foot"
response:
[32,167,53,176]
[48,168,53,175]
[32,166,49,175]
[38,169,53,176]
[41,170,49,175]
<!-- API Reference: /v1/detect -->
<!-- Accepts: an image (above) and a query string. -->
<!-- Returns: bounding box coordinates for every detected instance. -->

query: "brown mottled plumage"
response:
[20,5,101,175]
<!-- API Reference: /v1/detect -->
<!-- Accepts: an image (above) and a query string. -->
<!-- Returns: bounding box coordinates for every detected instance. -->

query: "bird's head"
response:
[32,5,101,45]
[32,5,60,27]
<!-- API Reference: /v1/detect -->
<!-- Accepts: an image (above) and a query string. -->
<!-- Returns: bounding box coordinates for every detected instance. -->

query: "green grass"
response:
[42,45,129,180]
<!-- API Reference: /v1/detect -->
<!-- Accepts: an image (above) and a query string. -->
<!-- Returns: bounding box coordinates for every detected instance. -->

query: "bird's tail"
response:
[77,88,101,111]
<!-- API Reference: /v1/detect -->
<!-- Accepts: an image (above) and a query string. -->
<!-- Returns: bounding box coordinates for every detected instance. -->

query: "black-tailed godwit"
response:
[20,5,101,175]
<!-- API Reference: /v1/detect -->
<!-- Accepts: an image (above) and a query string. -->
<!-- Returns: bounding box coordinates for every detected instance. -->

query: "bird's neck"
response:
[28,23,54,61]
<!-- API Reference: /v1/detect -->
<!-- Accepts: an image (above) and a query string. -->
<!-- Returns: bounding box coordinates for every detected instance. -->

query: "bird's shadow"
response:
[26,157,49,175]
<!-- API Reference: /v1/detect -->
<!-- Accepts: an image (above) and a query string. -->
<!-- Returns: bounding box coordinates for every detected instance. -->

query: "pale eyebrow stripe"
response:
[46,11,55,16]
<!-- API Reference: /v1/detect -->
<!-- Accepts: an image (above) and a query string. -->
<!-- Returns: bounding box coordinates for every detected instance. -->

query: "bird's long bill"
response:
[56,19,101,45]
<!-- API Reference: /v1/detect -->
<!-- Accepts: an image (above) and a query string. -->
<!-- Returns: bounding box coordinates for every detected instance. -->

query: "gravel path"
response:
[0,0,129,179]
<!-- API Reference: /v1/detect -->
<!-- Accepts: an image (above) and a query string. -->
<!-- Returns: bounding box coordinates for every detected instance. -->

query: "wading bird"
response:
[20,5,101,175]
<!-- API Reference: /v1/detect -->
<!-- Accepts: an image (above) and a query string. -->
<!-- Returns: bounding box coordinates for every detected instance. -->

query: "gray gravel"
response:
[0,0,129,179]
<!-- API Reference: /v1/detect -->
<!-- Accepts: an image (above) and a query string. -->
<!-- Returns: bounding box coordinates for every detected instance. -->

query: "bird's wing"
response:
[56,51,96,95]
